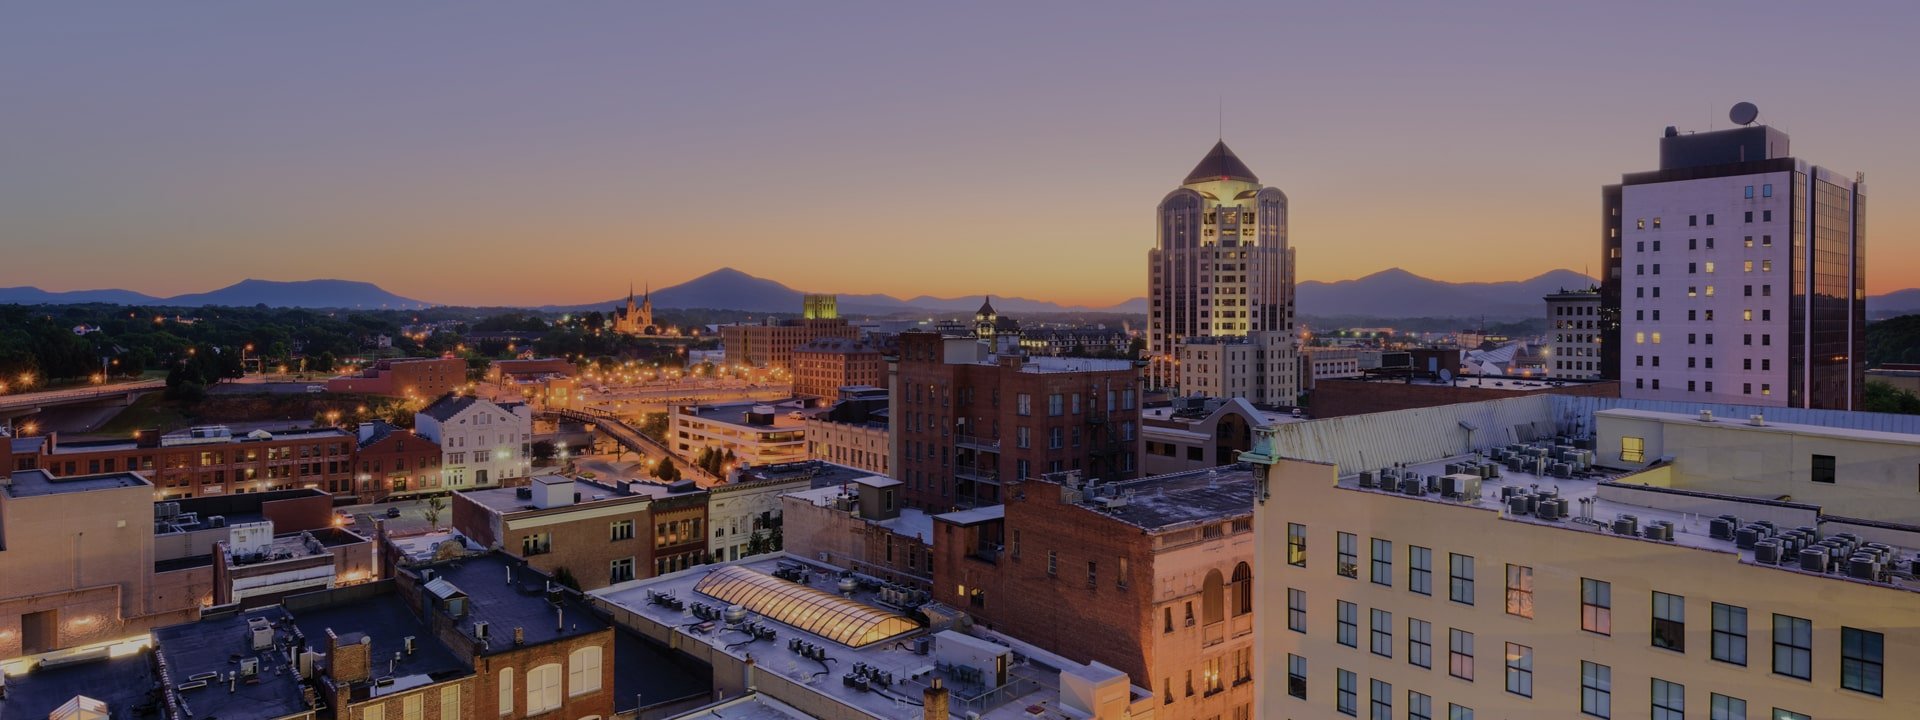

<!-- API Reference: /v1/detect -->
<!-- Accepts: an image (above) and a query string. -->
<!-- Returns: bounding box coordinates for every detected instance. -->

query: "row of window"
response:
[1634,202,1775,232]
[1634,260,1774,276]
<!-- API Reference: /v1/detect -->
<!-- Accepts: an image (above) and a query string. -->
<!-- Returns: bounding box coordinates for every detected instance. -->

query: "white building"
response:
[1300,347,1371,392]
[1148,141,1298,391]
[1546,290,1603,380]
[1605,108,1866,409]
[706,469,814,563]
[1176,330,1298,406]
[670,399,808,468]
[413,395,532,489]
[1250,396,1920,720]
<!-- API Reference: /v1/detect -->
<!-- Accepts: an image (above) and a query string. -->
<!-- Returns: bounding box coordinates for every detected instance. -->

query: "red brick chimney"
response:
[922,677,949,719]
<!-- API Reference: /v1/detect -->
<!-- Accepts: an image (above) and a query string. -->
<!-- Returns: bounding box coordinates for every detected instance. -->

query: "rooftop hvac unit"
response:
[1642,521,1674,542]
[239,658,259,677]
[1551,463,1573,479]
[1735,526,1765,550]
[1749,414,1766,427]
[1754,539,1782,564]
[1535,499,1562,521]
[1709,516,1740,541]
[248,618,274,651]
[1611,515,1639,536]
[1507,495,1531,517]
[474,621,489,640]
[1847,554,1882,582]
[1800,548,1830,573]
[1400,478,1426,497]
[1358,471,1375,489]
[208,515,226,528]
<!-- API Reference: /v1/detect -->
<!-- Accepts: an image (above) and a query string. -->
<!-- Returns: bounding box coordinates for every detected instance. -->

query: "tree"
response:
[654,457,680,482]
[531,440,558,463]
[1864,381,1920,415]
[420,495,448,529]
[550,566,581,591]
[313,351,337,373]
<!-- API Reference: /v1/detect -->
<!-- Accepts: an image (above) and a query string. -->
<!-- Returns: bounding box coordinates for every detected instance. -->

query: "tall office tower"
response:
[1147,141,1297,395]
[1602,104,1865,409]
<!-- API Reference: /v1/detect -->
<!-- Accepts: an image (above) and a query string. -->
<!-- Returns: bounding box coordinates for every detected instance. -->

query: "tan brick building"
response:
[791,337,883,399]
[453,475,706,591]
[722,318,860,370]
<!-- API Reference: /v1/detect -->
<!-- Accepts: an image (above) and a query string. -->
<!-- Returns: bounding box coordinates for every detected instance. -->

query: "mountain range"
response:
[6,268,1920,320]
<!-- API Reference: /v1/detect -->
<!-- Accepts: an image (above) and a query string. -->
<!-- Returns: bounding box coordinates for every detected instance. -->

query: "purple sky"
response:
[4,3,1915,306]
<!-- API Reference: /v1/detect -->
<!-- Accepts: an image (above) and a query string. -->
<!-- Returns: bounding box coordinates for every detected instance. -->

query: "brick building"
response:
[11,424,357,501]
[791,337,884,399]
[721,318,860,370]
[325,356,467,399]
[452,475,658,591]
[893,331,1143,511]
[933,466,1258,720]
[803,386,890,475]
[782,475,936,589]
[352,421,443,503]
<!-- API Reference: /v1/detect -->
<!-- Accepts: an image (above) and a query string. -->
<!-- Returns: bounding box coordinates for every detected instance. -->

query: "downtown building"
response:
[1546,289,1604,381]
[720,294,861,370]
[1147,141,1299,401]
[890,331,1142,512]
[1250,395,1920,720]
[1601,110,1866,409]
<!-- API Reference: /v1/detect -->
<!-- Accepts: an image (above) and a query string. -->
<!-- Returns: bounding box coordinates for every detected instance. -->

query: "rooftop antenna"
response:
[1217,95,1223,141]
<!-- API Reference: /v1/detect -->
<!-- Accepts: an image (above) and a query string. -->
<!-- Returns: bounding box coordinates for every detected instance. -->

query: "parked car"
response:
[386,507,402,518]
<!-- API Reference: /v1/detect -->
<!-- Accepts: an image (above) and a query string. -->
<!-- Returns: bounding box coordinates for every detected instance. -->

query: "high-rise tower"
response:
[1147,141,1297,398]
[1601,104,1866,409]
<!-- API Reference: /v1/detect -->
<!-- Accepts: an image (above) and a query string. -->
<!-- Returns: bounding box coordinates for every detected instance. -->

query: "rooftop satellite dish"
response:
[1439,369,1454,384]
[1730,102,1759,126]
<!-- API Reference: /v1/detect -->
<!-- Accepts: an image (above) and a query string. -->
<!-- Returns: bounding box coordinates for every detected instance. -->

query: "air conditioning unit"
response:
[474,621,490,640]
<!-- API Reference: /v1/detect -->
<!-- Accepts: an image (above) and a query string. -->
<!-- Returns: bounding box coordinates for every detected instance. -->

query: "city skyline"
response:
[5,3,1916,307]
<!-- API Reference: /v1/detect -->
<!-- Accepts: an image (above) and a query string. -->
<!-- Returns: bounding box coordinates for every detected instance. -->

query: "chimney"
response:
[742,653,756,692]
[357,422,379,444]
[922,677,949,719]
[513,627,525,646]
[325,630,371,685]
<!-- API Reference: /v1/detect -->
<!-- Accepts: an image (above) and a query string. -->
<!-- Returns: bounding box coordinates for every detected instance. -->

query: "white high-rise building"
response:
[1148,141,1297,399]
[1602,106,1866,409]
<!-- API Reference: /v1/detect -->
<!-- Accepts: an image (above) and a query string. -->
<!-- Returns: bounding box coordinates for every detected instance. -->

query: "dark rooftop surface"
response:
[2,468,149,499]
[356,420,403,449]
[155,554,216,573]
[1065,464,1257,530]
[0,652,163,720]
[422,553,609,656]
[1183,140,1259,185]
[288,586,471,697]
[419,394,482,423]
[152,607,310,720]
[734,460,875,490]
[614,629,709,712]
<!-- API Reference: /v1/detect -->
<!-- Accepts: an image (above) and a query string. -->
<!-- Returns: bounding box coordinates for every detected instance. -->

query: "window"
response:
[1450,705,1474,720]
[1652,592,1686,651]
[1337,601,1358,647]
[1016,393,1031,415]
[1047,393,1063,416]
[1713,603,1748,665]
[365,704,385,720]
[1287,523,1307,567]
[1087,560,1097,588]
[1581,661,1611,718]
[609,557,634,584]
[1371,538,1392,585]
[1409,691,1432,720]
[1745,185,1754,199]
[1504,565,1533,618]
[1337,669,1357,716]
[1287,654,1307,699]
[498,668,513,716]
[1652,679,1685,720]
[1504,643,1533,696]
[1449,629,1475,680]
[1046,550,1057,576]
[1288,588,1307,632]
[1812,455,1836,484]
[1369,679,1392,720]
[1370,609,1393,657]
[1773,711,1809,720]
[1581,579,1612,635]
[1449,554,1474,605]
[441,686,460,720]
[526,663,562,715]
[1773,614,1812,680]
[1408,618,1432,668]
[1409,546,1432,595]
[1337,532,1357,578]
[1842,627,1884,696]
[569,646,602,696]
[610,519,634,542]
[1710,694,1746,720]
[1619,436,1653,465]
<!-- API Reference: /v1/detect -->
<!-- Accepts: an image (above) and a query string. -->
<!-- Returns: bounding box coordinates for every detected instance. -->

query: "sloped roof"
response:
[1183,140,1259,185]
[420,394,482,422]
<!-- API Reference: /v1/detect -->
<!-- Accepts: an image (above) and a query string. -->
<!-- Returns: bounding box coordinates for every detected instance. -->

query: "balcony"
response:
[954,434,1000,451]
[1202,621,1225,647]
[954,464,999,484]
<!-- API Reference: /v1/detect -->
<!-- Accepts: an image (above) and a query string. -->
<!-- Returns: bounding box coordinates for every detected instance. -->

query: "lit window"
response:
[1621,437,1645,463]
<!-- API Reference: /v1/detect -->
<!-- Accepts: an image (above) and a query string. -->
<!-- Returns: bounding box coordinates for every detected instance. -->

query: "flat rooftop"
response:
[987,355,1134,375]
[614,628,709,714]
[737,460,878,489]
[596,556,1078,719]
[1051,465,1257,531]
[785,484,936,542]
[1598,407,1920,446]
[152,607,310,720]
[680,400,810,430]
[418,553,609,656]
[1337,443,1920,595]
[670,693,813,720]
[2,469,149,499]
[0,652,162,720]
[286,586,471,697]
[458,477,642,514]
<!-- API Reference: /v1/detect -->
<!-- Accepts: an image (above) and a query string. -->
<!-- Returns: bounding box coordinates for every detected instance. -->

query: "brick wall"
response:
[1311,378,1620,419]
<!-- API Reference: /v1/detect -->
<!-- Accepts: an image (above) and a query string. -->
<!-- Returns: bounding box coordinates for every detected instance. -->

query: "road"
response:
[0,379,165,417]
[543,407,720,487]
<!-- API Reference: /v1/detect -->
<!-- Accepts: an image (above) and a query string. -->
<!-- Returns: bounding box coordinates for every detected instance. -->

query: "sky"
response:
[3,3,1916,307]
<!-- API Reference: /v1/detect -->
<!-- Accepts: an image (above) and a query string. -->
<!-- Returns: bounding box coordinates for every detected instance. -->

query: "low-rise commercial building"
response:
[804,386,890,475]
[792,337,884,399]
[351,421,442,503]
[1252,395,1920,719]
[415,395,533,491]
[325,356,467,399]
[783,475,934,589]
[671,399,809,468]
[1139,396,1276,476]
[452,475,706,590]
[932,467,1257,720]
[707,469,813,563]
[14,425,356,500]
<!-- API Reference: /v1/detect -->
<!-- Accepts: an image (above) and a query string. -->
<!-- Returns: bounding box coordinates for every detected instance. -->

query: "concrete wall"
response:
[0,481,158,658]
[1310,377,1618,419]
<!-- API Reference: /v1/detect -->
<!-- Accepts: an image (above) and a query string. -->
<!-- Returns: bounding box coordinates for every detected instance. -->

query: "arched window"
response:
[1232,562,1253,617]
[497,668,513,716]
[568,646,603,696]
[527,663,563,715]
[1202,569,1225,625]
